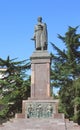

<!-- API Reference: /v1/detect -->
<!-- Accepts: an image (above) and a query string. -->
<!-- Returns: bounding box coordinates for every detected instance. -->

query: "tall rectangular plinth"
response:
[30,51,51,99]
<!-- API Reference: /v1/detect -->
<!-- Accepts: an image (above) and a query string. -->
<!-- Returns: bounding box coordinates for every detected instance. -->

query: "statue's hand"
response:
[31,38,35,40]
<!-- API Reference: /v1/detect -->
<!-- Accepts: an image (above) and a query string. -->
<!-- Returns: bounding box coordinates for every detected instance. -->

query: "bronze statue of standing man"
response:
[31,17,48,50]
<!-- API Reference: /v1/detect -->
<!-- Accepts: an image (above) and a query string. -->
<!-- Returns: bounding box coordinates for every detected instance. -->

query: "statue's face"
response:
[38,17,42,22]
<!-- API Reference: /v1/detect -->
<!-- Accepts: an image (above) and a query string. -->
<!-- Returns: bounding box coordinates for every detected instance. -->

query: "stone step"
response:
[0,118,80,130]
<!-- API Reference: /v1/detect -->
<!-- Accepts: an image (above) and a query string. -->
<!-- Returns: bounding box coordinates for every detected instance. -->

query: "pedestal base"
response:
[22,99,59,118]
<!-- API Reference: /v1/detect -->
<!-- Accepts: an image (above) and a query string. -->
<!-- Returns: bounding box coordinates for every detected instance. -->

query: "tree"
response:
[72,78,80,123]
[51,26,80,124]
[0,56,31,123]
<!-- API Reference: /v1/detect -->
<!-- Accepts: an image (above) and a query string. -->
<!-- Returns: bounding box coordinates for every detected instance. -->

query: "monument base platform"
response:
[19,99,61,119]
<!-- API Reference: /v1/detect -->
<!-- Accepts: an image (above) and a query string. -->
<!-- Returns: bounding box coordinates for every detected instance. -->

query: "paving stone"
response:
[0,118,80,130]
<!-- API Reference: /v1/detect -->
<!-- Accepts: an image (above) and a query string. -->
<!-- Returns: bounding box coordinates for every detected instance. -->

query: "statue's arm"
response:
[31,26,36,40]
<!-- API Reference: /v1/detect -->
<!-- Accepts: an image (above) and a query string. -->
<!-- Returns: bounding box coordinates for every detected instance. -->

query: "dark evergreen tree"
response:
[51,26,80,124]
[0,56,31,123]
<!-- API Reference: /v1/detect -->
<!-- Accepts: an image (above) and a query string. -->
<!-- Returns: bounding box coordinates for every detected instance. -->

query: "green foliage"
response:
[0,56,31,123]
[51,26,80,124]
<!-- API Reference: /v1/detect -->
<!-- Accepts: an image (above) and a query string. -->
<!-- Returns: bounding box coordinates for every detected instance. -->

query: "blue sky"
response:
[0,0,80,94]
[0,0,80,61]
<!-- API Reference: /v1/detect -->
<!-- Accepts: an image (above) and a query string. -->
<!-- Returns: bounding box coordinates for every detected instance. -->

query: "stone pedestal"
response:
[16,50,61,119]
[30,50,51,99]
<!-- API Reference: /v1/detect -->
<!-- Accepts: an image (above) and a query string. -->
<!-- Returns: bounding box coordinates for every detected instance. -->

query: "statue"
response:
[27,104,33,118]
[31,17,48,50]
[47,104,53,117]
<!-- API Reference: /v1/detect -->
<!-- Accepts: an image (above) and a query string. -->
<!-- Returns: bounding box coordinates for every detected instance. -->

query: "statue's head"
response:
[37,17,42,22]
